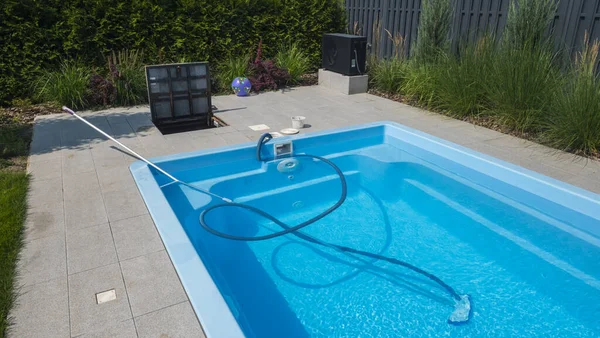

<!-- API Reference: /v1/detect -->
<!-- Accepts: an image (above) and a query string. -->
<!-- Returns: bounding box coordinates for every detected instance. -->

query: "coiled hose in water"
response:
[199,133,472,324]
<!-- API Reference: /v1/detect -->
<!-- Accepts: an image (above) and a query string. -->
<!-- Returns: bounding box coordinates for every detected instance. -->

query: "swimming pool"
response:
[130,122,600,337]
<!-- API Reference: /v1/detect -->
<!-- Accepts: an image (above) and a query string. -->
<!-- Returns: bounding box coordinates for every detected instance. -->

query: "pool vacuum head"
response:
[448,294,472,325]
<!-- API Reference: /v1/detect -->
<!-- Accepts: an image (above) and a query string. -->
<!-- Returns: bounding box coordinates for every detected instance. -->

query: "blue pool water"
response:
[132,124,600,337]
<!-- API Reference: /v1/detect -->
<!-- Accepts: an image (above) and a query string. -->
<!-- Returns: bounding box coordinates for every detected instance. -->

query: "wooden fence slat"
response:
[344,0,600,59]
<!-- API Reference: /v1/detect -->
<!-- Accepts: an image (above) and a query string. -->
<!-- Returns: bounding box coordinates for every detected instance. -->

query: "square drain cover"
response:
[96,289,117,304]
[248,124,270,131]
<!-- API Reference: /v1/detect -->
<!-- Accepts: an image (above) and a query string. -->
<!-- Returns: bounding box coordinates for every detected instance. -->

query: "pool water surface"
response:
[131,123,600,337]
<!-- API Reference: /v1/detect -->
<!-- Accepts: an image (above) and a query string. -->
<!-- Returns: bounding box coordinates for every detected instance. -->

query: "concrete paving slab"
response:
[64,194,108,230]
[134,302,204,338]
[120,251,187,317]
[8,277,69,338]
[27,158,62,181]
[111,215,164,261]
[17,234,66,287]
[102,186,148,223]
[68,264,132,337]
[66,223,118,274]
[24,202,65,241]
[62,147,95,175]
[76,319,137,338]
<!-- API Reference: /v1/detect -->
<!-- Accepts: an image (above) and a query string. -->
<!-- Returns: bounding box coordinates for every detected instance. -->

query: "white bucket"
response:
[291,116,306,129]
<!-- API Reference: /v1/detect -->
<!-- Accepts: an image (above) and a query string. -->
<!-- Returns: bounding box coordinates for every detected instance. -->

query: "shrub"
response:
[276,43,311,83]
[412,0,452,63]
[248,41,291,92]
[107,50,147,106]
[88,74,116,107]
[544,35,600,155]
[216,55,250,92]
[33,60,91,109]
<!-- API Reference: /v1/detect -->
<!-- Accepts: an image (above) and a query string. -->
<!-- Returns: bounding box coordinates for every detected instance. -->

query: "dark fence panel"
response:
[345,0,600,58]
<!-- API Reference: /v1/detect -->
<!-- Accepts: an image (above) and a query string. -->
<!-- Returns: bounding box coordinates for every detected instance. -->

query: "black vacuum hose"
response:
[199,133,462,302]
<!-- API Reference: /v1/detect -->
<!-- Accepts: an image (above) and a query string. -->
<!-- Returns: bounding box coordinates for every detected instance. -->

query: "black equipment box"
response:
[322,34,367,76]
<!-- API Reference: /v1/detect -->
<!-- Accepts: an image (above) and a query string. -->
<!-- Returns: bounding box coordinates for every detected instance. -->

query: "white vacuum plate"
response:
[280,128,299,135]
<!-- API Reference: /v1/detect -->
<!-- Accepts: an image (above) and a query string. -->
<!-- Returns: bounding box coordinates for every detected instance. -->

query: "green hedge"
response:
[0,0,345,105]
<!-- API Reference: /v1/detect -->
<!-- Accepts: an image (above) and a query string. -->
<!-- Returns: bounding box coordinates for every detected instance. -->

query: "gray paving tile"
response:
[90,141,129,170]
[211,126,236,134]
[191,135,227,150]
[134,302,205,338]
[8,277,69,338]
[67,223,118,274]
[76,319,137,338]
[565,174,600,195]
[28,177,63,206]
[69,264,132,337]
[17,234,66,287]
[121,250,187,317]
[28,149,63,163]
[103,186,148,222]
[219,131,251,145]
[64,194,108,230]
[27,158,62,181]
[111,214,164,261]
[62,147,95,175]
[63,171,101,201]
[109,122,136,138]
[97,166,137,194]
[25,202,65,241]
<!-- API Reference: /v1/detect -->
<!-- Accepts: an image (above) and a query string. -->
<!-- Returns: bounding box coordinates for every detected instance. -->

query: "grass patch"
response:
[0,124,31,160]
[544,36,600,156]
[370,58,408,93]
[108,50,147,106]
[33,60,91,109]
[0,171,28,336]
[486,44,559,132]
[276,43,312,84]
[433,37,495,117]
[216,55,250,92]
[0,107,32,335]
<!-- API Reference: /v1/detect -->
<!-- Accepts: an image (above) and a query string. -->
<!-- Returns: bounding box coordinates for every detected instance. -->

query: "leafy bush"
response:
[88,74,116,107]
[107,50,147,106]
[0,0,345,105]
[216,55,250,92]
[412,0,452,63]
[248,41,291,92]
[33,60,91,109]
[544,35,600,155]
[276,43,311,83]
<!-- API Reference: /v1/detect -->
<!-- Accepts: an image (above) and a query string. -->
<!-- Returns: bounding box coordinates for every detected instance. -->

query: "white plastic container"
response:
[291,116,306,129]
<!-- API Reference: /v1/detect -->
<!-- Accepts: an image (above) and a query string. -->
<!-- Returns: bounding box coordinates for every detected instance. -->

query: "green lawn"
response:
[0,172,28,336]
[0,119,31,337]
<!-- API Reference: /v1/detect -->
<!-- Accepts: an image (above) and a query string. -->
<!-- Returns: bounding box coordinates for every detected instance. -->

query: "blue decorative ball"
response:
[231,77,252,96]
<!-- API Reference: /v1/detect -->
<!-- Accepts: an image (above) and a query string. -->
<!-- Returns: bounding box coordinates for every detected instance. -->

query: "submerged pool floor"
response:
[163,142,600,337]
